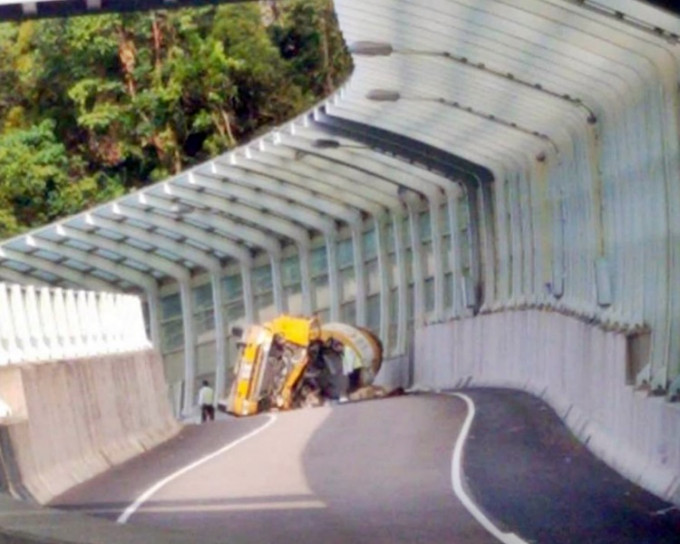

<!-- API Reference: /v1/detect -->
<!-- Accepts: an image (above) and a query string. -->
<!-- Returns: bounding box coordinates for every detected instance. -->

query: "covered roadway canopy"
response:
[2,0,680,413]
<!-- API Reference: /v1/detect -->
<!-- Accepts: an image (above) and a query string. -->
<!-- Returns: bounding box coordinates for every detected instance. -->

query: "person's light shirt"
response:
[198,385,214,405]
[342,346,361,375]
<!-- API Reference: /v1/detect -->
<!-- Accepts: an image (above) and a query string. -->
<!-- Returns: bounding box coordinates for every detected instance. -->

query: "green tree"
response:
[269,0,352,99]
[0,1,353,237]
[0,120,119,238]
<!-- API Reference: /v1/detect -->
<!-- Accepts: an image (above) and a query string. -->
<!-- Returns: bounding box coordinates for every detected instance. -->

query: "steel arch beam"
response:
[237,145,389,216]
[203,161,363,226]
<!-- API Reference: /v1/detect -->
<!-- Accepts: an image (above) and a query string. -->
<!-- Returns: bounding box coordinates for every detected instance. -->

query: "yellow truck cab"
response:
[226,315,321,416]
[225,315,382,416]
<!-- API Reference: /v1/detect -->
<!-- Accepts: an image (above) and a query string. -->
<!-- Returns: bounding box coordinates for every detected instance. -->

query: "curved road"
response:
[51,391,680,543]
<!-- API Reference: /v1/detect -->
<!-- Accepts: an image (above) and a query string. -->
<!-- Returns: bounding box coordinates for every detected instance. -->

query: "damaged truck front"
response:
[224,315,383,416]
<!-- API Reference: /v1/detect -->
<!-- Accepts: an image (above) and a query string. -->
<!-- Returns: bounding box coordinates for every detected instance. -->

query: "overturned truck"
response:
[225,315,384,416]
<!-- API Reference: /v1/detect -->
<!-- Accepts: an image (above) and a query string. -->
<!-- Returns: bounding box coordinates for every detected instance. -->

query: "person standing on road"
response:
[198,380,215,423]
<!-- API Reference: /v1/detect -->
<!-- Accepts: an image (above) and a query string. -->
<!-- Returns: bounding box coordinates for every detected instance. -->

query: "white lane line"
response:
[117,414,278,524]
[122,500,327,515]
[450,393,528,544]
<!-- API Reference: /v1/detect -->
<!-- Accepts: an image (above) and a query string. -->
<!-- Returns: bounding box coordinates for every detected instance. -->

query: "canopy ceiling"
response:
[1,0,679,295]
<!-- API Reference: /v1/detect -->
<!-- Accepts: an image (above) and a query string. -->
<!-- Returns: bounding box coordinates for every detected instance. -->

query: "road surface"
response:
[52,391,680,543]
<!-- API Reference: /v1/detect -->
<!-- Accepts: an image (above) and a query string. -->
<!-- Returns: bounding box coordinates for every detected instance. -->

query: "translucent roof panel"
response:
[154,227,186,242]
[32,249,63,263]
[95,249,124,262]
[1,0,678,296]
[3,260,31,273]
[154,248,183,263]
[32,269,61,283]
[122,218,154,231]
[64,239,95,252]
[124,238,155,251]
[62,259,92,272]
[90,228,125,242]
[122,259,152,273]
[185,239,211,252]
[90,269,120,283]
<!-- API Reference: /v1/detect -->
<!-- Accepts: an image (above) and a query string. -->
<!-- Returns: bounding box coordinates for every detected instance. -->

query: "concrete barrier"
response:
[0,349,180,504]
[374,354,412,390]
[414,310,680,506]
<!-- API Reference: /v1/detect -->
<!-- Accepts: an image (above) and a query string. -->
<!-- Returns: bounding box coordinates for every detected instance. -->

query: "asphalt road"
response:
[51,391,680,543]
[461,389,680,544]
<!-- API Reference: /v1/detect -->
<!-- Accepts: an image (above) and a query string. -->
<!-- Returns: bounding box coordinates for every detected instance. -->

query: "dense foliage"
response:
[0,0,351,238]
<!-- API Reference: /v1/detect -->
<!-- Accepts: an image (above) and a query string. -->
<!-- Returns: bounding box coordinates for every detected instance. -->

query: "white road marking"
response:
[91,499,325,517]
[652,506,679,516]
[450,393,528,544]
[117,414,278,524]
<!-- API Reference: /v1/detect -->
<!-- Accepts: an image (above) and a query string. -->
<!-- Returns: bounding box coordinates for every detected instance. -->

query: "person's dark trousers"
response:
[201,404,215,423]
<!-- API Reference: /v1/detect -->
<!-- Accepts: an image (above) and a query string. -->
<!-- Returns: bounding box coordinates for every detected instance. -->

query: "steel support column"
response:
[375,216,390,352]
[326,233,341,322]
[392,210,408,355]
[351,225,366,327]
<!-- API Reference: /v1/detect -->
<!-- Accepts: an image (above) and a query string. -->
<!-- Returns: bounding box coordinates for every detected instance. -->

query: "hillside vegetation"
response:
[0,0,351,238]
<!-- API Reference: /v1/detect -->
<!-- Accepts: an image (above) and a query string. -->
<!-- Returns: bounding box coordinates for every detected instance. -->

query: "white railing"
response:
[0,283,150,365]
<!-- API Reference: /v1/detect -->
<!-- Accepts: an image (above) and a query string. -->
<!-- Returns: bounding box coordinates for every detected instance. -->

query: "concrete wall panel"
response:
[374,355,411,390]
[0,349,179,504]
[414,311,680,505]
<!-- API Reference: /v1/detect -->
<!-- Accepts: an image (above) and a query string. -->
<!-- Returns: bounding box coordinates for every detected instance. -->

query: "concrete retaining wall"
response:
[374,354,412,390]
[414,310,680,505]
[0,349,180,504]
